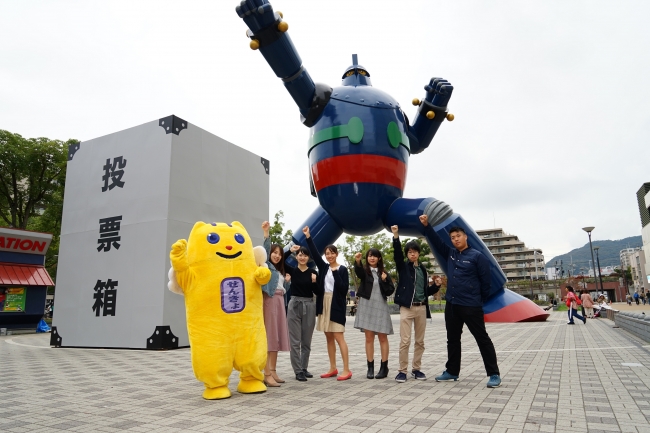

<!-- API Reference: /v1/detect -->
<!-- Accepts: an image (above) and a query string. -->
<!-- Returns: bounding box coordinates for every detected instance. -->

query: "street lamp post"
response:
[594,246,605,299]
[582,226,598,295]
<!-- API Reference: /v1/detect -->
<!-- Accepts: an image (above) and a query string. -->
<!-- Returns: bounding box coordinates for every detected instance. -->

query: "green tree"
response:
[613,266,632,282]
[337,232,396,288]
[401,237,434,274]
[0,129,77,282]
[0,130,72,229]
[267,210,293,246]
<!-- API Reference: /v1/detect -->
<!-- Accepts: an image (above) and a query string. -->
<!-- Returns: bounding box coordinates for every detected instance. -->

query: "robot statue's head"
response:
[342,54,372,87]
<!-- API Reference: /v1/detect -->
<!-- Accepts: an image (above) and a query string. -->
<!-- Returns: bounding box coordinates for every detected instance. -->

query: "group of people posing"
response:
[259,214,502,389]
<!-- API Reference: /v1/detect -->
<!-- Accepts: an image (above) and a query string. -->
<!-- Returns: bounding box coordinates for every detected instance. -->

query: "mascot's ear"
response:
[253,246,268,268]
[231,221,244,229]
[192,221,206,232]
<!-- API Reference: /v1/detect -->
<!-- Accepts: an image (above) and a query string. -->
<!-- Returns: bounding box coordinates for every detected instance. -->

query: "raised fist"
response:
[169,239,187,260]
[170,239,188,269]
[302,226,310,238]
[235,0,277,34]
[419,214,428,226]
[254,266,272,285]
[391,225,399,236]
[262,221,270,231]
[423,77,454,107]
[354,252,362,261]
[290,244,300,253]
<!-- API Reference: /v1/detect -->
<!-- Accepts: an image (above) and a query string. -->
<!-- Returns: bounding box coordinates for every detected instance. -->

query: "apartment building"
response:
[620,247,639,269]
[628,248,650,293]
[423,228,544,281]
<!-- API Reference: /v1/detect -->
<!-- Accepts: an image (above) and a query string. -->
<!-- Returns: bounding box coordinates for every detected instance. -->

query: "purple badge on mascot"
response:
[221,277,245,313]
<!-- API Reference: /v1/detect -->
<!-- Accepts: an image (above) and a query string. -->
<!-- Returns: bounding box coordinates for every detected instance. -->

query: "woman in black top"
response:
[303,226,352,381]
[284,244,319,381]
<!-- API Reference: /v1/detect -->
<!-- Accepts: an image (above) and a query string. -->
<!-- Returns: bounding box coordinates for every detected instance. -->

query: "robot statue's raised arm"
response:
[237,0,330,126]
[236,0,453,144]
[236,0,549,322]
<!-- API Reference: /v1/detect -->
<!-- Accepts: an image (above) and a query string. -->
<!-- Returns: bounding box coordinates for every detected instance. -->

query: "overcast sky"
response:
[1,0,649,261]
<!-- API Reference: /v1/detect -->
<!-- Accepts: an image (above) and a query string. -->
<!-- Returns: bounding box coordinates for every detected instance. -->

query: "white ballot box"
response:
[52,115,269,349]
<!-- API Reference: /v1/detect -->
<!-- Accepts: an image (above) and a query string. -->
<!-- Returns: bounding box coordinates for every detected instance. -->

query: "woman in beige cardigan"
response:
[581,290,595,319]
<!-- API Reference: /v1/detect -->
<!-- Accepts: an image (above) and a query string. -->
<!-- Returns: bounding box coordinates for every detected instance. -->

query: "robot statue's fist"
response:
[235,0,277,33]
[424,77,454,107]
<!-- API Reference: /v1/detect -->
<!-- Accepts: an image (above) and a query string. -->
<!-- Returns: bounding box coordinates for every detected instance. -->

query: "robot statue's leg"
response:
[286,206,344,266]
[386,197,549,323]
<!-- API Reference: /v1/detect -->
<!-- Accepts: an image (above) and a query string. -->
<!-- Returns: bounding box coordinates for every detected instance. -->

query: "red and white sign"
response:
[0,228,52,256]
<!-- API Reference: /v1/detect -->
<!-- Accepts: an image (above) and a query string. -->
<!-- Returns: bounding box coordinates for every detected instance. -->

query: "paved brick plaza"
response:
[2,310,650,433]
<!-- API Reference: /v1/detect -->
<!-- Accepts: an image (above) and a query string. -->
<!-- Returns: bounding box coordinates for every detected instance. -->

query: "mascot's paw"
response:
[167,265,184,295]
[203,386,231,400]
[170,239,188,266]
[253,245,267,267]
[237,379,267,394]
[254,266,272,285]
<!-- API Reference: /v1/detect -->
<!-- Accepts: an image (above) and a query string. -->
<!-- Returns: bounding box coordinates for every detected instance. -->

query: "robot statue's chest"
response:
[308,87,411,163]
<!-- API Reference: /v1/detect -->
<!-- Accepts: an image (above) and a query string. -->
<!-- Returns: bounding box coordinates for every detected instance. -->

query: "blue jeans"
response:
[568,308,584,323]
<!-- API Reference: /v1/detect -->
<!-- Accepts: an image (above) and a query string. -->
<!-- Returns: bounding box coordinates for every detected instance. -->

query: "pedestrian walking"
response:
[353,248,395,379]
[580,290,594,319]
[634,292,640,305]
[420,215,502,388]
[566,286,586,325]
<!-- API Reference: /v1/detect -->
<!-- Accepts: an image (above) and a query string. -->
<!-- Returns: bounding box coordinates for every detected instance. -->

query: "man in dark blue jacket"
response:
[391,224,442,383]
[419,214,501,388]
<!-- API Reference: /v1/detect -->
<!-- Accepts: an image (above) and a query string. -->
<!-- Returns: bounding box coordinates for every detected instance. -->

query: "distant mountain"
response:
[546,236,642,274]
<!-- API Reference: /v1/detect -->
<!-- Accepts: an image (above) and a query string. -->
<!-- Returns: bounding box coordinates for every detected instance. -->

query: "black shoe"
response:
[302,369,313,378]
[367,360,375,379]
[295,372,307,381]
[375,360,389,379]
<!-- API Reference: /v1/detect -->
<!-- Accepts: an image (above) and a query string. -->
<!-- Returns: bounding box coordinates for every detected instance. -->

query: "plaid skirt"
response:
[354,276,394,335]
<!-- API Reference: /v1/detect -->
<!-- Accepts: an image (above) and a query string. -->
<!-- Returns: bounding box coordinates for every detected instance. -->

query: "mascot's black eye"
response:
[207,233,220,244]
[234,233,245,244]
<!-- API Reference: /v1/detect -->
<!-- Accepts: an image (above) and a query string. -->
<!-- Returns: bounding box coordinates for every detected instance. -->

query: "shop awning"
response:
[0,263,54,286]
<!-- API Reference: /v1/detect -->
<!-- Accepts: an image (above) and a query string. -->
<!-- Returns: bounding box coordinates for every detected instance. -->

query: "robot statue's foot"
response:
[483,289,550,322]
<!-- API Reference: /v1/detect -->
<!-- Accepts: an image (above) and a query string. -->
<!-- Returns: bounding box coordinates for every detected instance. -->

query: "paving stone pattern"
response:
[2,312,650,432]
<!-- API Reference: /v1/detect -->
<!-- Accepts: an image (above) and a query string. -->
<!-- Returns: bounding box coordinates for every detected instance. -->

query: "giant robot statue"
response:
[235,0,548,322]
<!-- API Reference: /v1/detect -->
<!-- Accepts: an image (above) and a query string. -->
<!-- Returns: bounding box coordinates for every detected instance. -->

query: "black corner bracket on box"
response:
[261,158,270,175]
[146,325,179,350]
[159,115,188,135]
[50,326,62,347]
[68,142,81,161]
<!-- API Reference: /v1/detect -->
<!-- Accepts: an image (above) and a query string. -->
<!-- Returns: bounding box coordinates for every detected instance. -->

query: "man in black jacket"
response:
[419,215,501,388]
[391,224,442,383]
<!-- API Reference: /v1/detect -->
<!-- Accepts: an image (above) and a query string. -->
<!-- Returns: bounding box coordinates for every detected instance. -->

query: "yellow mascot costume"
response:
[169,221,271,400]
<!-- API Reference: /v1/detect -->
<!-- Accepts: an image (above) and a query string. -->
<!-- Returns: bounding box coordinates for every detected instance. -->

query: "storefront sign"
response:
[0,228,52,256]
